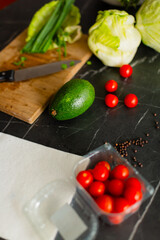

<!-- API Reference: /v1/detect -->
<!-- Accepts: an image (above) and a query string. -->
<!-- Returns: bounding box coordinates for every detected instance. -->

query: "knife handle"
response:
[0,70,15,82]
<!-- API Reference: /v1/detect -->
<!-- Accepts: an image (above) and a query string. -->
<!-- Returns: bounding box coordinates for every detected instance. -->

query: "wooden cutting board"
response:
[0,29,92,124]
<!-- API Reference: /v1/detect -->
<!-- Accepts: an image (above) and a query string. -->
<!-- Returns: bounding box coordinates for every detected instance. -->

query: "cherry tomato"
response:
[105,94,118,108]
[95,194,114,213]
[105,80,118,92]
[123,187,143,205]
[76,170,93,188]
[124,94,138,108]
[125,177,141,191]
[103,179,110,193]
[119,64,133,78]
[93,165,109,181]
[114,197,129,213]
[111,164,129,180]
[88,181,105,197]
[97,161,111,171]
[87,169,94,174]
[108,179,124,196]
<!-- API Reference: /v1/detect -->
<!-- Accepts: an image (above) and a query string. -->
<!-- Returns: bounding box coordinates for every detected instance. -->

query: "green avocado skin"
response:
[49,79,95,120]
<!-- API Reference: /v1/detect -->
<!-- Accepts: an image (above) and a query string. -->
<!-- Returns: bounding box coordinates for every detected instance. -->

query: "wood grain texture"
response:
[0,29,92,124]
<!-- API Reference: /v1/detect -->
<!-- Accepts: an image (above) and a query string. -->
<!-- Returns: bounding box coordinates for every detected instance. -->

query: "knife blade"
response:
[0,60,81,83]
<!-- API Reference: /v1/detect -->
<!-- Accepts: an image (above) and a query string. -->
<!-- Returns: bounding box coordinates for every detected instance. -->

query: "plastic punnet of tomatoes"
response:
[73,143,154,225]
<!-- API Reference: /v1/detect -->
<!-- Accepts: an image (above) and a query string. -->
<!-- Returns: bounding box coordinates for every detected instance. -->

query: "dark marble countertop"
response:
[0,0,160,240]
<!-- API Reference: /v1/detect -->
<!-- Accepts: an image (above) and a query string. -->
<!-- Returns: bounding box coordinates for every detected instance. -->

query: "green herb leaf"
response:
[20,56,27,61]
[61,63,68,70]
[13,61,21,66]
[13,56,27,66]
[70,61,75,66]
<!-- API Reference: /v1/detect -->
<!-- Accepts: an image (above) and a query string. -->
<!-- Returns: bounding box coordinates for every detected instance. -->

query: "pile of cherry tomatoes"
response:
[105,64,138,108]
[76,161,143,224]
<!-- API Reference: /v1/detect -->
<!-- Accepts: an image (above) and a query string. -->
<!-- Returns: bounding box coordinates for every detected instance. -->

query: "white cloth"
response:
[0,133,81,240]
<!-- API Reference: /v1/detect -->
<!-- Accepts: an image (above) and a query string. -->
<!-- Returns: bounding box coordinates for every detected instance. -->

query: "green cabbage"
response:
[26,0,82,47]
[136,0,160,52]
[88,10,141,67]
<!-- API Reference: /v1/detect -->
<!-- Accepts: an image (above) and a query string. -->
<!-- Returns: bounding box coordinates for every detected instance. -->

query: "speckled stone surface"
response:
[0,0,160,240]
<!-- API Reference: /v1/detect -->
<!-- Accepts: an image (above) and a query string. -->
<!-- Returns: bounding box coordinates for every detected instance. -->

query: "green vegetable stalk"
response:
[22,0,82,54]
[39,0,75,53]
[31,0,65,53]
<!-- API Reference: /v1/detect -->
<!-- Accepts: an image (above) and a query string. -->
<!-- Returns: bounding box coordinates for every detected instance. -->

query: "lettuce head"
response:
[136,0,160,53]
[88,10,141,67]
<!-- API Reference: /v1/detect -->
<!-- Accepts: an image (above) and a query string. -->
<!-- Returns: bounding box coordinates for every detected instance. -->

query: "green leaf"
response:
[61,63,68,69]
[70,61,75,66]
[13,56,27,66]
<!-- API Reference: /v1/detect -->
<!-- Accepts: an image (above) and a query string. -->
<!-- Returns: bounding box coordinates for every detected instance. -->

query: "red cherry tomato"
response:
[119,64,133,78]
[88,181,105,197]
[105,80,118,92]
[87,169,94,174]
[93,165,109,182]
[111,164,129,180]
[97,161,111,171]
[95,194,114,213]
[124,94,138,108]
[76,170,93,188]
[108,179,124,196]
[114,197,129,213]
[105,94,118,108]
[103,179,110,193]
[123,187,143,205]
[125,177,141,191]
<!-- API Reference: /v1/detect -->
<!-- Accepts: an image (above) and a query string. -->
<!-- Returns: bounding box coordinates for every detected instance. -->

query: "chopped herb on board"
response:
[61,63,68,70]
[70,61,75,66]
[20,56,27,62]
[13,56,27,67]
[61,61,75,70]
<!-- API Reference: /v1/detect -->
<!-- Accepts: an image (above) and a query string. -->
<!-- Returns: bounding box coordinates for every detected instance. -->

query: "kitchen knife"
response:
[0,60,81,83]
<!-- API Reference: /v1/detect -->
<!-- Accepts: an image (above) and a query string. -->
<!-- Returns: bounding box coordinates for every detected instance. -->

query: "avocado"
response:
[49,78,95,120]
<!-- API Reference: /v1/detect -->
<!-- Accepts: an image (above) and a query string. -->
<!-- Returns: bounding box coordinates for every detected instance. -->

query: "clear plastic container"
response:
[72,143,154,225]
[24,143,154,240]
[24,179,99,240]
